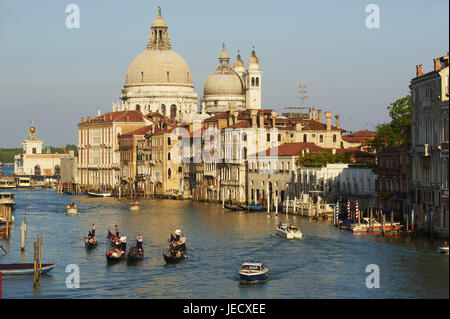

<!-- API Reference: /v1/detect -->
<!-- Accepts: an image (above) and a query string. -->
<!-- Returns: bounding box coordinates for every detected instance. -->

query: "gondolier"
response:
[115,225,120,237]
[136,233,143,251]
[119,234,127,251]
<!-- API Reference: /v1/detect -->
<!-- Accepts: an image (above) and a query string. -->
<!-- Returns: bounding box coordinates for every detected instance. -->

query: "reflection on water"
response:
[0,188,448,299]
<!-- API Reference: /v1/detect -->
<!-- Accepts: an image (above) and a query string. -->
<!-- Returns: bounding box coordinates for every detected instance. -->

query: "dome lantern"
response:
[147,7,171,50]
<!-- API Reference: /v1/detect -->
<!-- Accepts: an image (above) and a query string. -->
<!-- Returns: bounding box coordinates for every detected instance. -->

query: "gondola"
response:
[162,248,186,263]
[239,205,262,212]
[62,190,88,195]
[224,204,242,211]
[107,230,120,245]
[127,244,144,262]
[84,236,98,248]
[106,248,126,262]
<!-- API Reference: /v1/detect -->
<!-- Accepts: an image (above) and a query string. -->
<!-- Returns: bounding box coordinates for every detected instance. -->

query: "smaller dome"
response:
[219,43,230,60]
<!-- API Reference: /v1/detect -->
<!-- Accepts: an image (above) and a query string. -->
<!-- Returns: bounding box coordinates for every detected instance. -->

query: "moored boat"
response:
[347,218,404,233]
[0,178,16,189]
[63,190,88,195]
[276,223,303,239]
[88,192,112,197]
[66,203,78,215]
[0,263,56,275]
[438,242,449,254]
[239,205,262,212]
[238,262,268,281]
[224,204,242,211]
[0,192,15,207]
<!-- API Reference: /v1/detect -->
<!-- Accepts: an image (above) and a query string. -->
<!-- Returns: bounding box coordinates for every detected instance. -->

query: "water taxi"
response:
[239,262,268,281]
[438,242,449,254]
[15,177,31,188]
[66,203,78,215]
[276,223,303,239]
[0,192,16,207]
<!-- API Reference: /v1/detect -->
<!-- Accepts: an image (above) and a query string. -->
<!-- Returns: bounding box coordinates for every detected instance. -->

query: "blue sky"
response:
[0,0,448,147]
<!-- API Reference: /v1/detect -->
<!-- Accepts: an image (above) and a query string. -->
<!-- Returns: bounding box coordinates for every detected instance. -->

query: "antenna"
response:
[298,83,308,107]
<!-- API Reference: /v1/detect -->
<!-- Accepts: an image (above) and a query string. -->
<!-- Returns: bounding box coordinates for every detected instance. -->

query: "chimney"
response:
[434,58,441,71]
[308,108,312,120]
[325,112,332,131]
[87,116,91,123]
[228,101,236,113]
[97,108,101,117]
[81,116,85,123]
[335,115,340,129]
[317,109,322,123]
[312,106,316,120]
[271,111,276,128]
[416,64,423,77]
[232,111,239,125]
[259,113,264,128]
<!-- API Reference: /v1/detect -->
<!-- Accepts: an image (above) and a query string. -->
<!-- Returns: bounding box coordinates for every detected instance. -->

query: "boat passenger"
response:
[120,234,127,251]
[115,225,120,237]
[136,233,143,251]
[444,242,449,248]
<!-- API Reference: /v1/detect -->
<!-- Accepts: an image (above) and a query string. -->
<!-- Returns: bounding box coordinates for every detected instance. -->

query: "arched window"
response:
[136,104,141,111]
[303,134,307,142]
[256,77,259,86]
[251,77,255,86]
[161,104,166,116]
[267,133,270,142]
[54,165,60,175]
[168,152,171,161]
[168,168,172,179]
[333,134,337,143]
[170,104,177,119]
[320,135,324,143]
[167,137,171,145]
[34,165,41,176]
[278,134,281,142]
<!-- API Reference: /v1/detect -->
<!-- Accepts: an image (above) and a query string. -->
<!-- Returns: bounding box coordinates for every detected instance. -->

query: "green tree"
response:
[367,94,411,152]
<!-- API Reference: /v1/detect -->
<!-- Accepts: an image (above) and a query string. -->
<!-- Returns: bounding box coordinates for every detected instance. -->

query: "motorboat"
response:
[0,192,15,207]
[276,223,303,239]
[88,192,112,197]
[348,218,404,233]
[63,190,88,195]
[438,243,449,254]
[66,203,78,215]
[129,201,140,211]
[239,262,268,281]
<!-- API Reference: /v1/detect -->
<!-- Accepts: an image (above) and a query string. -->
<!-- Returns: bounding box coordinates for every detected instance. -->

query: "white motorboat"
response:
[87,192,112,197]
[438,245,449,254]
[276,223,303,239]
[129,201,140,211]
[0,179,16,189]
[0,193,15,207]
[239,262,269,281]
[66,203,78,215]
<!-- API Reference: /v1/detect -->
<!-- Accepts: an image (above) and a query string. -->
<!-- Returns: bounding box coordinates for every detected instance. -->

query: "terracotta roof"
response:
[204,112,231,121]
[120,125,153,137]
[81,110,145,125]
[344,130,377,138]
[250,142,327,157]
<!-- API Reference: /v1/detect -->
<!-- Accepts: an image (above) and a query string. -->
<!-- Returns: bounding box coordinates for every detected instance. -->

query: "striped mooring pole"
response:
[347,200,351,220]
[335,201,339,225]
[355,200,359,223]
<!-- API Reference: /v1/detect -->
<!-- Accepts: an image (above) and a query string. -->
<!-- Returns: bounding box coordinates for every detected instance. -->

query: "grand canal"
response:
[1,184,448,298]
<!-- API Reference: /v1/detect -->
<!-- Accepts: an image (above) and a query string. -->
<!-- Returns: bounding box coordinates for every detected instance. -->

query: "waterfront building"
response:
[77,110,150,190]
[342,130,377,152]
[14,123,67,178]
[339,166,377,212]
[60,151,79,184]
[375,145,412,217]
[410,53,449,236]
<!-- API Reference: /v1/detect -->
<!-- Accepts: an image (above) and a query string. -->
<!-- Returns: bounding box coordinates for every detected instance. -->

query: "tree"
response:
[367,94,411,152]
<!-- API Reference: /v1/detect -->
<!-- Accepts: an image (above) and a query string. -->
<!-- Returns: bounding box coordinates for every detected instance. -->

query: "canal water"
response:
[0,173,448,299]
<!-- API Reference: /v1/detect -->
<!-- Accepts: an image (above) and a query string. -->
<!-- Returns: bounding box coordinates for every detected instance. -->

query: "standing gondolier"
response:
[136,233,143,251]
[115,225,120,238]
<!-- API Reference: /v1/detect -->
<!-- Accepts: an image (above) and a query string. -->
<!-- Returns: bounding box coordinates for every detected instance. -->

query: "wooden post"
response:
[33,240,37,286]
[405,213,409,231]
[39,237,43,275]
[382,214,386,236]
[370,208,374,233]
[275,196,278,216]
[391,210,394,236]
[293,197,297,215]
